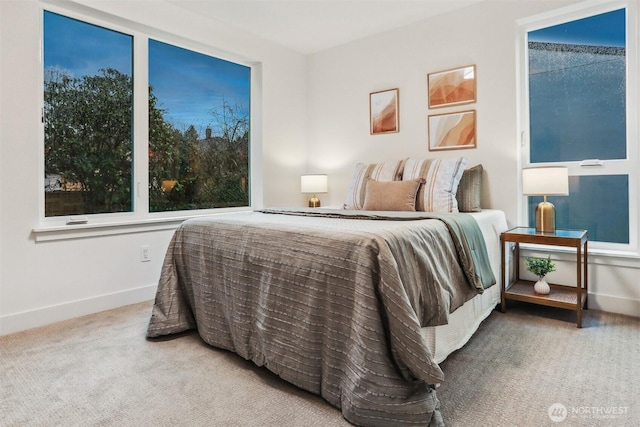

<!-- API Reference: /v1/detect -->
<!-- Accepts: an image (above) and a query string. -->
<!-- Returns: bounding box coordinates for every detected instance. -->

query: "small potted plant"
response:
[525,256,556,294]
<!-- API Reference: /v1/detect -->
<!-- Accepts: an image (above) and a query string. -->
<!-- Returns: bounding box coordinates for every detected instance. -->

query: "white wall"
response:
[0,0,308,335]
[307,0,579,215]
[306,0,640,317]
[1,0,637,335]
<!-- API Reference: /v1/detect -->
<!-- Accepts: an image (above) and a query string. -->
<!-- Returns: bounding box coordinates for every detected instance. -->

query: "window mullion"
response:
[133,34,149,216]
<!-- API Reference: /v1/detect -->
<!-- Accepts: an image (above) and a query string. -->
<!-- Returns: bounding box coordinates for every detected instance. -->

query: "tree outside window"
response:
[43,12,251,218]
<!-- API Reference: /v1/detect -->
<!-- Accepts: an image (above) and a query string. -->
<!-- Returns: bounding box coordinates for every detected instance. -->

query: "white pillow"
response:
[402,157,467,212]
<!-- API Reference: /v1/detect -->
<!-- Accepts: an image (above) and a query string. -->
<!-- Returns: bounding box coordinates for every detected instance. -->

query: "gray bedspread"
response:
[147,208,495,426]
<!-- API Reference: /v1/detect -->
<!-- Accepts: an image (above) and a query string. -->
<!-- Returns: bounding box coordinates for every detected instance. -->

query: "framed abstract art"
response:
[370,88,399,134]
[428,110,476,151]
[428,65,476,108]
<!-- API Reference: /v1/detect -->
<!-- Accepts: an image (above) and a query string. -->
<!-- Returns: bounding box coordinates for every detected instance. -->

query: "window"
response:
[521,5,635,248]
[148,40,250,212]
[42,9,252,223]
[43,11,133,217]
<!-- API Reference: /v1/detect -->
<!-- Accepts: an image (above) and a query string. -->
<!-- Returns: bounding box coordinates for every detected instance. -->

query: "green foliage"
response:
[44,68,133,214]
[45,68,249,216]
[148,99,249,212]
[147,89,194,211]
[525,256,556,278]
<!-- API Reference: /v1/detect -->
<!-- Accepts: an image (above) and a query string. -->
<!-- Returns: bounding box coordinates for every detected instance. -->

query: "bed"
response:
[147,158,508,426]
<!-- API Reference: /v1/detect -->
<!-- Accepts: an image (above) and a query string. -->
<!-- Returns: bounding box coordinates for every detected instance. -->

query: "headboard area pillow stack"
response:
[344,157,482,212]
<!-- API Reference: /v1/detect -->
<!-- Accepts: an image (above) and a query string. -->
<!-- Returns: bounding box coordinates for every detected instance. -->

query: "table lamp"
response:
[522,166,569,233]
[301,174,328,208]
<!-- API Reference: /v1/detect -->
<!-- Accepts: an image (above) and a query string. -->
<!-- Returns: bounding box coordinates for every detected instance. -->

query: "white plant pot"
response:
[534,277,550,295]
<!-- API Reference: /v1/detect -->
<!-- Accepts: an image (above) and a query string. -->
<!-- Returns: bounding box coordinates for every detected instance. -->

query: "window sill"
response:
[32,208,252,242]
[521,244,640,269]
[32,217,184,242]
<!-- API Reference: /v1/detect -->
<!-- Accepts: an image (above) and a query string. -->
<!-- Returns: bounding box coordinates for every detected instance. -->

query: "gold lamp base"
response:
[308,195,321,208]
[535,197,556,233]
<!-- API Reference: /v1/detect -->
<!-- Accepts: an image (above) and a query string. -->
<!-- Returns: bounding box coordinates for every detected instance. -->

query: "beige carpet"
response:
[1,300,638,426]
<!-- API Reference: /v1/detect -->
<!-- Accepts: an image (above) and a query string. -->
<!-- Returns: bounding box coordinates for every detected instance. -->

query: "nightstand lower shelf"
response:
[504,280,587,311]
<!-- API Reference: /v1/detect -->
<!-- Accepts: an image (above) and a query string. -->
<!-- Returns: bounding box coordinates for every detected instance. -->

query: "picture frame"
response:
[428,65,476,109]
[370,88,399,134]
[428,110,476,151]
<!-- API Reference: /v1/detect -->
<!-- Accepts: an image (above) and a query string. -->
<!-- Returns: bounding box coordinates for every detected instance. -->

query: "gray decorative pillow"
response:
[456,164,483,212]
[363,178,424,211]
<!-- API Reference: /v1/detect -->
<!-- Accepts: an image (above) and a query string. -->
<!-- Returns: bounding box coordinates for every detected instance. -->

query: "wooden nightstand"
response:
[500,227,588,328]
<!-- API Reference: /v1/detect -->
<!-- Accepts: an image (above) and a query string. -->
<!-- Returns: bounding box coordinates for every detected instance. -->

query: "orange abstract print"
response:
[428,65,476,108]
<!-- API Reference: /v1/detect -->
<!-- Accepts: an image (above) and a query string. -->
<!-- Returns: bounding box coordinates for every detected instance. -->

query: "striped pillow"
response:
[343,160,405,210]
[402,157,467,212]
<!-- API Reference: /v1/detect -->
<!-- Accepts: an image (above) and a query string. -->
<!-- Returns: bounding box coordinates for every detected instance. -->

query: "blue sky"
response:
[148,40,250,135]
[44,12,132,76]
[44,11,250,137]
[529,8,625,47]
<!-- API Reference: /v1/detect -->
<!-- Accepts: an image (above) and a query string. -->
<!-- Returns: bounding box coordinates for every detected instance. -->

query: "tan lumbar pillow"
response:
[362,178,424,211]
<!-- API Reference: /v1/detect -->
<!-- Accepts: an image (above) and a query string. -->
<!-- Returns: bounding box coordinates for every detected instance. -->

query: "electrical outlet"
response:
[141,245,151,262]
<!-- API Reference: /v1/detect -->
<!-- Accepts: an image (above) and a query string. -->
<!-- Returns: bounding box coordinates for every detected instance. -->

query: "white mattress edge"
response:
[422,209,508,364]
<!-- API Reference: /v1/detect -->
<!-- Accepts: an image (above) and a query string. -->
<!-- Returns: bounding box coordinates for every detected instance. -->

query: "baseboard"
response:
[2,285,636,336]
[0,283,158,336]
[588,293,640,318]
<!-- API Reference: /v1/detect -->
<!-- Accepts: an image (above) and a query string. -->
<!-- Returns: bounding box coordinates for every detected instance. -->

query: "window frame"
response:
[517,0,639,253]
[36,4,260,238]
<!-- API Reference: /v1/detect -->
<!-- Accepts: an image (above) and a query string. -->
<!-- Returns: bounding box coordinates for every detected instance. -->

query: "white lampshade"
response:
[300,174,328,194]
[522,167,569,196]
